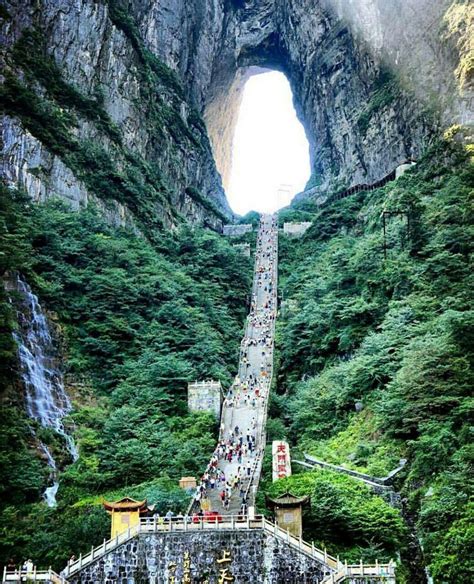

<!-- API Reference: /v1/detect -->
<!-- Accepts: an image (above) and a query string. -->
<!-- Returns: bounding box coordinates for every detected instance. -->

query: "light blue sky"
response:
[227,71,310,215]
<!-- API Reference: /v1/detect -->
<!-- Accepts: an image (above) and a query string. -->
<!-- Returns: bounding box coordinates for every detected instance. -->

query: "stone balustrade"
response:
[62,515,395,583]
[2,568,67,584]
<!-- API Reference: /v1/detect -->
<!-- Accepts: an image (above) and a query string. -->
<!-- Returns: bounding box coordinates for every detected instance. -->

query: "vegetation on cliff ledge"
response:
[0,22,225,237]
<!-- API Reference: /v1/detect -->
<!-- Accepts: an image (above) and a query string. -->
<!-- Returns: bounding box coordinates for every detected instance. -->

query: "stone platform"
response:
[64,517,395,584]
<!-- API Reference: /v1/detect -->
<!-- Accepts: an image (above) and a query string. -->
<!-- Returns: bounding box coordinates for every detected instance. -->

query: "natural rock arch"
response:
[143,0,466,198]
[2,0,469,227]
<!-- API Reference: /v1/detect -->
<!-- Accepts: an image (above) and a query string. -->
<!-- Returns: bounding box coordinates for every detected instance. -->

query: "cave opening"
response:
[205,68,311,216]
[227,70,310,214]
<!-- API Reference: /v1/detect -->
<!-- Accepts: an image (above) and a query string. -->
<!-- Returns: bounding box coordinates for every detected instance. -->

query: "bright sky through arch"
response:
[227,71,310,215]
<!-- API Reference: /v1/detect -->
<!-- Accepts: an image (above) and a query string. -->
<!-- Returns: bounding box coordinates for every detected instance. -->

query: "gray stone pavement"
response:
[192,214,278,516]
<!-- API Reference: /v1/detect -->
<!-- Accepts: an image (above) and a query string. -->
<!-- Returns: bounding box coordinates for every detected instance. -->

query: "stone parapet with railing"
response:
[321,561,396,584]
[301,454,407,486]
[295,454,405,507]
[2,568,67,584]
[62,515,395,583]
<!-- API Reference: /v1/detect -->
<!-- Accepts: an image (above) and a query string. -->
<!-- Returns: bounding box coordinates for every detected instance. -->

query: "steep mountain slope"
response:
[2,1,472,220]
[1,1,232,233]
[270,136,473,582]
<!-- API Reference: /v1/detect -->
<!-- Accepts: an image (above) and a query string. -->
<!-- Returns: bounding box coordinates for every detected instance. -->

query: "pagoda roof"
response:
[266,491,310,508]
[103,497,148,512]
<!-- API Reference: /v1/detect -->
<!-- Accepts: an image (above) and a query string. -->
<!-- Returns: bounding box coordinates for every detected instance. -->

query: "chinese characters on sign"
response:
[167,549,235,583]
[272,440,292,482]
[183,551,192,584]
[168,562,177,584]
[217,550,234,583]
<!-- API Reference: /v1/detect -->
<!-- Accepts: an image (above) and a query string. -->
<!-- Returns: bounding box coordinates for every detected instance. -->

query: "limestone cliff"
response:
[0,0,233,233]
[1,0,472,221]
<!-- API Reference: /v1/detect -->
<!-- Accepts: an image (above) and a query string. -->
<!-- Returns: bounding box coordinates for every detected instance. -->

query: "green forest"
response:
[0,1,472,582]
[0,187,251,569]
[265,135,474,582]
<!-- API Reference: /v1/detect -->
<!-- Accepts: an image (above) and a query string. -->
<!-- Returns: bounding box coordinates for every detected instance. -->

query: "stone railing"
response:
[321,560,396,583]
[62,514,395,581]
[295,455,404,508]
[2,568,67,583]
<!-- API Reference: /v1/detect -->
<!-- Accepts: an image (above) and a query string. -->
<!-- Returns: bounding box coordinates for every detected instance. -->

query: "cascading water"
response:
[11,275,78,506]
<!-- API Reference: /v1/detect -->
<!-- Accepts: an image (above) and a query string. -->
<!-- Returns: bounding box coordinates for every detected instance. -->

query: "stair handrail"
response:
[320,558,396,583]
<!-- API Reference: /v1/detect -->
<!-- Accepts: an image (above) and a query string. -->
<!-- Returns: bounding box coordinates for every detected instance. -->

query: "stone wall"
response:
[188,381,222,419]
[283,223,312,238]
[233,243,251,258]
[69,529,330,584]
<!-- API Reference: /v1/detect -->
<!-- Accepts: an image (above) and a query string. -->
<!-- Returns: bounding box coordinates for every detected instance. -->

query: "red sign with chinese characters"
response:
[272,440,291,482]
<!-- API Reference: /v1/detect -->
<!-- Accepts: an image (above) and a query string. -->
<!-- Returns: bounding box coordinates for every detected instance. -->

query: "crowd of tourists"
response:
[192,215,278,515]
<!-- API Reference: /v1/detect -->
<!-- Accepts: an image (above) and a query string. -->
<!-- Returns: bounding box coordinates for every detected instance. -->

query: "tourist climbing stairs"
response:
[190,214,278,516]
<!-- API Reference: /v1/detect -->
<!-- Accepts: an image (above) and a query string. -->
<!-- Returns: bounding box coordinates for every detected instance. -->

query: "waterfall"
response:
[11,275,78,507]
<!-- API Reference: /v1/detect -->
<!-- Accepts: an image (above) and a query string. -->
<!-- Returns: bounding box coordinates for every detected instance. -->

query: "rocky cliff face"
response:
[1,0,471,221]
[0,0,232,233]
[197,0,472,196]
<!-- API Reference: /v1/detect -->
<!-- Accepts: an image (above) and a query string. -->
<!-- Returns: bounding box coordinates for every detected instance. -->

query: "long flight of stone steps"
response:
[189,213,278,516]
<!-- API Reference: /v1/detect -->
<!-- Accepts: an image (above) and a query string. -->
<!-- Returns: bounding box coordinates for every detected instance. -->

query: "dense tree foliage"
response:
[269,137,473,580]
[264,470,406,562]
[0,189,252,569]
[1,135,472,581]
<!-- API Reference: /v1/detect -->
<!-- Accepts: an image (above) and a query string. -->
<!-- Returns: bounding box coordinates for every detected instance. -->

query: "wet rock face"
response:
[1,0,470,222]
[69,530,328,584]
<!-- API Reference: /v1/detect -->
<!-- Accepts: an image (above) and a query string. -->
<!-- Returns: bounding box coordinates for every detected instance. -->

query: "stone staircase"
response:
[189,214,278,517]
